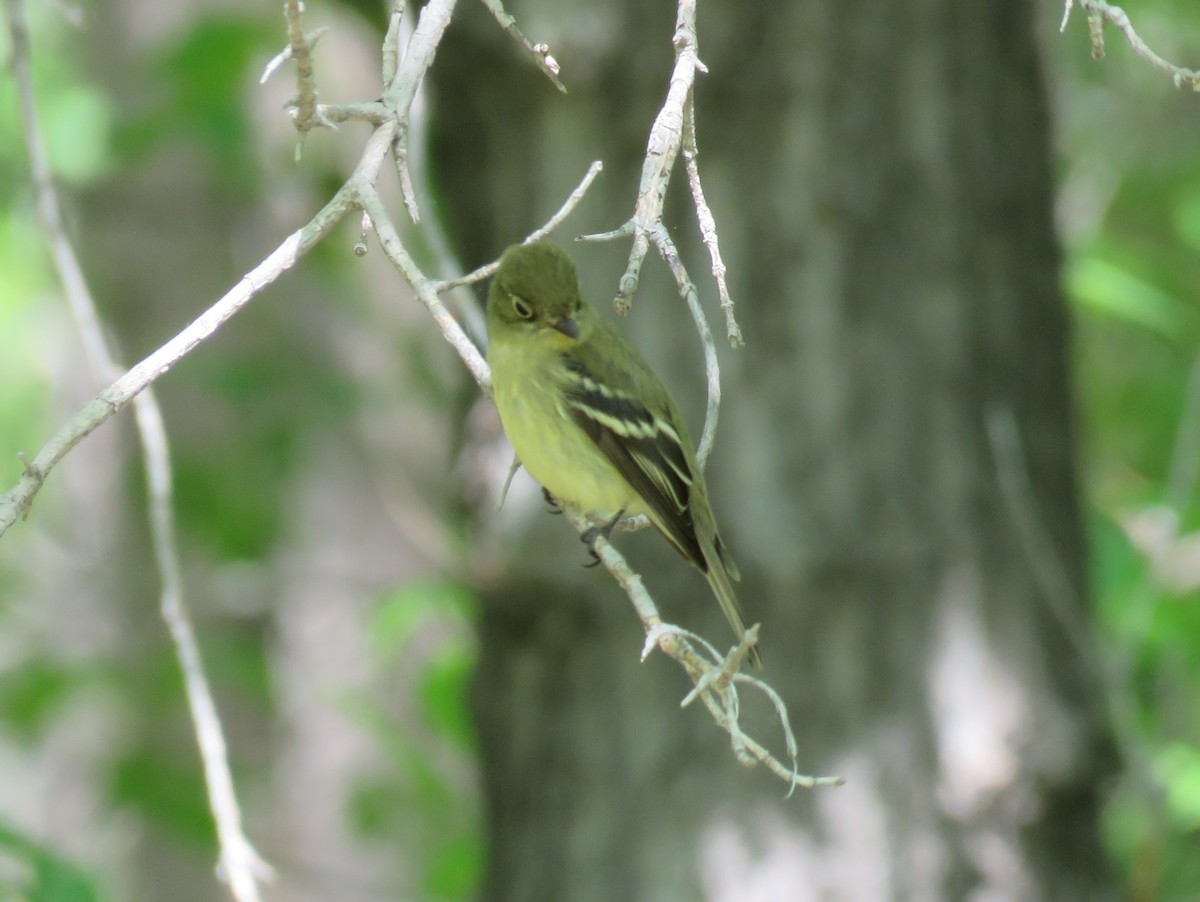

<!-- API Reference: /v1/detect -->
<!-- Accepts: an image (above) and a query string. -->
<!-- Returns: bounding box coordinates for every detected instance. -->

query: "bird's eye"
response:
[511,296,534,320]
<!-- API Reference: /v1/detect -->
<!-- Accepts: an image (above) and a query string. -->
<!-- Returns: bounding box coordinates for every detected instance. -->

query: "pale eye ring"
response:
[511,296,534,320]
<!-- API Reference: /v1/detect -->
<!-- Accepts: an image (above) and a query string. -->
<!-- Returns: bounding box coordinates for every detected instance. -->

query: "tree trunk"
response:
[432,0,1116,898]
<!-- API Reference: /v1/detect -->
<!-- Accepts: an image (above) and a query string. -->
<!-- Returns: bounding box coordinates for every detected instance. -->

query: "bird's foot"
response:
[580,507,625,567]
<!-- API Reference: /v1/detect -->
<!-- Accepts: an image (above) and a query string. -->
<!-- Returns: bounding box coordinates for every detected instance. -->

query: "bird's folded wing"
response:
[562,359,706,569]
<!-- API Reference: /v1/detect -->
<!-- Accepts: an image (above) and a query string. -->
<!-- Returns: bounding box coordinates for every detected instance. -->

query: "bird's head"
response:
[487,241,591,344]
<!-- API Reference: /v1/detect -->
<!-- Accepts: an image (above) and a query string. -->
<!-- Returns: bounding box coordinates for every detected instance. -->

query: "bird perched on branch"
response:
[486,240,758,667]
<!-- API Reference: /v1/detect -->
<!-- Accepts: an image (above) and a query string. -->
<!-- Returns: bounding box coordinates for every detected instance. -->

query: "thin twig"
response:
[393,129,422,223]
[567,507,841,789]
[648,225,721,469]
[607,0,706,313]
[381,0,454,117]
[382,0,458,219]
[2,1,269,899]
[381,0,406,90]
[576,0,733,487]
[433,159,605,293]
[0,0,457,535]
[310,101,388,127]
[0,192,349,538]
[478,0,567,92]
[386,0,423,222]
[985,403,1173,832]
[579,0,743,350]
[358,184,491,392]
[1061,0,1200,89]
[281,0,333,153]
[578,223,634,245]
[682,104,742,346]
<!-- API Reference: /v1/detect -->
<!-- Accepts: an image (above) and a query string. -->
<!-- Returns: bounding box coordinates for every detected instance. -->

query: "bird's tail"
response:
[704,537,761,669]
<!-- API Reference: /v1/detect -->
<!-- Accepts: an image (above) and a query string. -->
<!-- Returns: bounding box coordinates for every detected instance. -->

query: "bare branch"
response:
[394,131,422,222]
[381,0,454,126]
[0,191,352,537]
[279,0,334,152]
[0,0,461,531]
[647,225,721,470]
[606,0,707,313]
[478,0,567,93]
[434,159,605,293]
[578,0,738,497]
[578,222,635,245]
[682,103,742,346]
[382,0,458,220]
[1061,0,1200,89]
[381,0,406,89]
[311,101,388,126]
[358,184,492,391]
[2,0,270,898]
[568,507,842,790]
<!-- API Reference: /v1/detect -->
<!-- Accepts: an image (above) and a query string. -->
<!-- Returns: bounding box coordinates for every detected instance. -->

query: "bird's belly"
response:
[494,378,636,517]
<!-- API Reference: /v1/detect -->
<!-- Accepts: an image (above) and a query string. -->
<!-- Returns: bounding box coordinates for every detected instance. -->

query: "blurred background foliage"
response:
[1053,6,1200,898]
[0,0,1198,899]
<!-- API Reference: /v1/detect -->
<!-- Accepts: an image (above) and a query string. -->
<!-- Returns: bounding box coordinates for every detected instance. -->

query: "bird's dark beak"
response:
[551,315,579,339]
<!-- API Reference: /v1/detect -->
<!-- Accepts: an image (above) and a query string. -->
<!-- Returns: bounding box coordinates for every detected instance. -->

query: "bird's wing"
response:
[561,357,706,570]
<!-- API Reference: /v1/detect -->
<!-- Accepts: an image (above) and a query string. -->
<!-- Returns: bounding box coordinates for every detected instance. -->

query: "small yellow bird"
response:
[486,240,758,666]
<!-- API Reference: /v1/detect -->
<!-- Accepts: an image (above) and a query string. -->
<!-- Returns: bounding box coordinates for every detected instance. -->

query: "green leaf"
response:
[0,660,79,738]
[108,750,214,850]
[423,834,483,900]
[1067,255,1196,340]
[42,86,113,184]
[1088,510,1145,633]
[0,821,104,902]
[1156,742,1200,829]
[369,582,476,657]
[420,645,476,751]
[1170,182,1200,253]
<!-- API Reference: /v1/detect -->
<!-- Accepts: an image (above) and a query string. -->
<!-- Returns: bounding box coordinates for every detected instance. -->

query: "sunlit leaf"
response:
[1156,742,1200,829]
[1170,183,1200,253]
[420,644,476,751]
[42,87,113,184]
[369,582,476,657]
[1068,255,1196,340]
[0,821,105,902]
[0,660,79,738]
[423,835,483,900]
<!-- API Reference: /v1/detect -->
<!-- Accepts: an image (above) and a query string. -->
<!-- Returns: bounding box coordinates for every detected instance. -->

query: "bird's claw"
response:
[579,507,625,567]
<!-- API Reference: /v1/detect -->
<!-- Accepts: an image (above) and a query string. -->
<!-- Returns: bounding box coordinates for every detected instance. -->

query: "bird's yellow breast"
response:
[489,336,643,518]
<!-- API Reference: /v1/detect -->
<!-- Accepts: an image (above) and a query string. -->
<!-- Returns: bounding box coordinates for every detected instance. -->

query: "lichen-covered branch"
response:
[567,507,842,791]
[580,0,740,481]
[478,0,567,92]
[1061,0,1200,89]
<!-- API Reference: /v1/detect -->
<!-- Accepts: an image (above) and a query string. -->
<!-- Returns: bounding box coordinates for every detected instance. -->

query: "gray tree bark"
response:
[433,0,1116,899]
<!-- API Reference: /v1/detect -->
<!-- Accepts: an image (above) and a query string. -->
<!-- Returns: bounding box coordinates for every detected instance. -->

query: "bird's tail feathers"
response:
[714,533,741,582]
[704,544,761,668]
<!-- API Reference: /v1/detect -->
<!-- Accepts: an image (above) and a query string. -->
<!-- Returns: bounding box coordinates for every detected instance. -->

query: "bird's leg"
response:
[542,487,563,514]
[581,507,626,567]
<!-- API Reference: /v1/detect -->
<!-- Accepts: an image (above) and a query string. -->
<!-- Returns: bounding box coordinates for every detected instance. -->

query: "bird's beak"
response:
[551,315,579,339]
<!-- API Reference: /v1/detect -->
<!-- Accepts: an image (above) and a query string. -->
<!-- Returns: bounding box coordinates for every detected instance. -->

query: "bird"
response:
[486,240,758,667]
